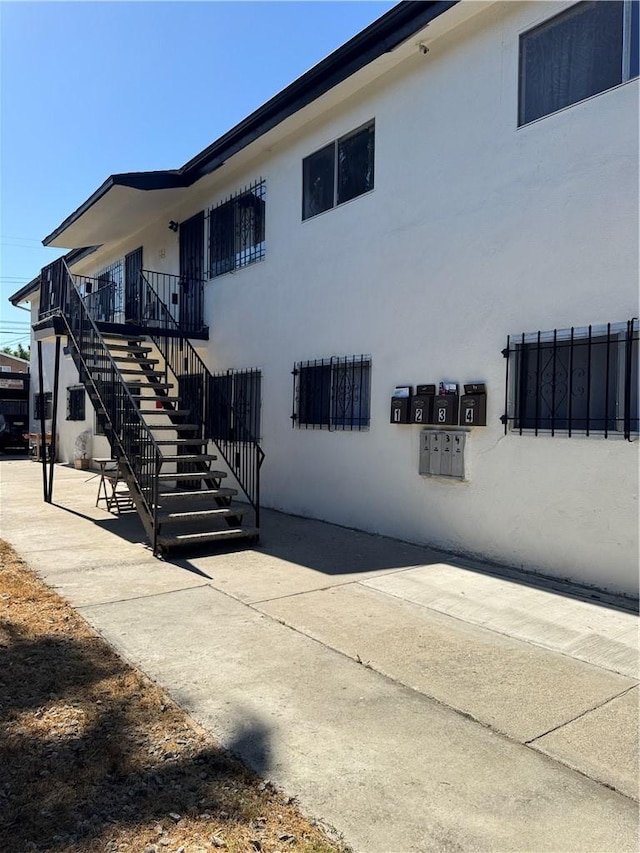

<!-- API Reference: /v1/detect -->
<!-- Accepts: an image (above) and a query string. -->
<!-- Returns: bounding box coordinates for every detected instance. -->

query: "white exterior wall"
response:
[29,296,112,464]
[63,2,639,595]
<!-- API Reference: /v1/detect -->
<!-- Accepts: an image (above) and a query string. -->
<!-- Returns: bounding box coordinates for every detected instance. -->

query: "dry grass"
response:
[0,540,347,853]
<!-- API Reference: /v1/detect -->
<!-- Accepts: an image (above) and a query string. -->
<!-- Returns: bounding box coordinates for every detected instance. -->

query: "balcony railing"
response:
[39,268,207,337]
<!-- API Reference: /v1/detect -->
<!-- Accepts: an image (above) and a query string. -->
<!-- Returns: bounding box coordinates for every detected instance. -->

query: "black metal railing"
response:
[67,270,206,336]
[139,271,264,523]
[501,319,639,439]
[61,262,164,550]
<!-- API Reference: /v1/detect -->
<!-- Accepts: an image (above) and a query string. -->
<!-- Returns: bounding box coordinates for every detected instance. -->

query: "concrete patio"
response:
[0,457,638,852]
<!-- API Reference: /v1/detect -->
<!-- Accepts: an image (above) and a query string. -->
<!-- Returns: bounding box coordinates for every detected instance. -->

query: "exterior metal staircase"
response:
[40,259,263,555]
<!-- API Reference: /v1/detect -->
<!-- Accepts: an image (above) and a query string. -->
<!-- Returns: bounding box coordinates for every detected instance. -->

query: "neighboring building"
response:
[0,353,30,453]
[10,1,639,594]
[0,353,29,373]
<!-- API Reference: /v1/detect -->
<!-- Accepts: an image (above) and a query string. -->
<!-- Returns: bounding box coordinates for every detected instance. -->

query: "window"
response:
[302,121,375,220]
[519,1,639,126]
[208,369,261,442]
[67,387,86,421]
[292,355,371,430]
[207,180,265,278]
[502,320,638,438]
[34,392,52,420]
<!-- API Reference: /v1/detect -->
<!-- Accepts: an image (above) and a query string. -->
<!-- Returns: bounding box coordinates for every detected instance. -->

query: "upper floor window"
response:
[207,179,265,278]
[502,320,639,438]
[302,121,375,220]
[519,1,639,126]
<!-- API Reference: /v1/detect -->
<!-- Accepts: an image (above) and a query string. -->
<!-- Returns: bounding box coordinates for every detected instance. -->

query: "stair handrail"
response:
[138,270,264,520]
[61,261,164,546]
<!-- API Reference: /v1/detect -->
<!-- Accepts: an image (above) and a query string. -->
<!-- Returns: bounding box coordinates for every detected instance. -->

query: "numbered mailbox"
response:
[391,386,412,424]
[411,385,435,425]
[460,384,487,427]
[432,394,459,426]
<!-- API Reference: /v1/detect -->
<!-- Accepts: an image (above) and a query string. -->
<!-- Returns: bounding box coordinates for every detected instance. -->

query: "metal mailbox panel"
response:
[419,430,431,475]
[419,430,465,479]
[451,431,466,478]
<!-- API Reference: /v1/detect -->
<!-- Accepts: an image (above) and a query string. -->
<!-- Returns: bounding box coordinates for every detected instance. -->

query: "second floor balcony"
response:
[38,266,209,340]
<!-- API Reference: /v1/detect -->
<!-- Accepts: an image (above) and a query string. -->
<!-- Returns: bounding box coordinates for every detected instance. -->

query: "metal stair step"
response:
[106,344,152,353]
[148,423,199,431]
[157,528,259,548]
[155,439,209,446]
[157,470,228,481]
[110,355,159,364]
[158,487,237,500]
[118,368,165,376]
[144,395,182,403]
[125,381,174,390]
[159,507,246,524]
[138,408,191,416]
[159,454,218,463]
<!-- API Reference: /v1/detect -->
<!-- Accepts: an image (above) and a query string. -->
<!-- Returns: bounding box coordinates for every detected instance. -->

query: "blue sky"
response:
[0,0,396,348]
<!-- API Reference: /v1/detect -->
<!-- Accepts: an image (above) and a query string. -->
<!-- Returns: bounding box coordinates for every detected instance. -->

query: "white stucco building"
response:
[11,1,639,595]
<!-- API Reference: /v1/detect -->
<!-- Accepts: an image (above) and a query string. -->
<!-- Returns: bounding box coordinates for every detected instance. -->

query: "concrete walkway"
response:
[1,458,638,852]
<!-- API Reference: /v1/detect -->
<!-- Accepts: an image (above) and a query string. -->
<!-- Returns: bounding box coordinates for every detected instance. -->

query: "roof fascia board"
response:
[183,0,457,180]
[43,172,186,246]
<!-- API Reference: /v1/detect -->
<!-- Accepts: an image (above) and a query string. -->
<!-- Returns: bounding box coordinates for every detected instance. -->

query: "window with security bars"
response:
[292,355,371,430]
[34,392,52,420]
[519,1,639,126]
[66,387,86,421]
[302,121,375,220]
[207,180,265,278]
[207,369,261,442]
[502,320,638,438]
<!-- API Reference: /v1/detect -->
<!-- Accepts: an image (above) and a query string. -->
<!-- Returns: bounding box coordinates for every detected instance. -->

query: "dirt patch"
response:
[0,540,347,853]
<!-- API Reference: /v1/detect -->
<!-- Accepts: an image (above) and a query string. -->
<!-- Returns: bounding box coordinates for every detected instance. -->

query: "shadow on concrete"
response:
[0,620,274,853]
[51,502,148,545]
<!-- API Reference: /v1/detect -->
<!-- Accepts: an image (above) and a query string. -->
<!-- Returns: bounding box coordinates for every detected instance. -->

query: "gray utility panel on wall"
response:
[419,430,466,479]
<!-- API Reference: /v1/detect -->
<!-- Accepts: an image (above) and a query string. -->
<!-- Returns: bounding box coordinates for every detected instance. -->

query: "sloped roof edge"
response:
[43,1,457,247]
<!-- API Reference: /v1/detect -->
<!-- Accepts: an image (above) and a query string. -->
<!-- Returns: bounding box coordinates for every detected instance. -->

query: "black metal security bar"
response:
[73,270,207,336]
[292,355,371,430]
[139,272,264,524]
[60,262,164,543]
[206,178,266,278]
[501,319,639,439]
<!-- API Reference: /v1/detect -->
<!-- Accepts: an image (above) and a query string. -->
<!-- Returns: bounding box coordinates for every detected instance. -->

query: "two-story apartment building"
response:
[11,1,639,594]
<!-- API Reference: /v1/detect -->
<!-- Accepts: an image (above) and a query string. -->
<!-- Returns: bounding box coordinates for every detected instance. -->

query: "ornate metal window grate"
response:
[292,355,371,430]
[502,319,638,438]
[206,179,265,278]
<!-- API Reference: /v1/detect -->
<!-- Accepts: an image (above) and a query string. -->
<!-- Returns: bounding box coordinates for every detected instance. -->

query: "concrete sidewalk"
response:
[1,458,638,852]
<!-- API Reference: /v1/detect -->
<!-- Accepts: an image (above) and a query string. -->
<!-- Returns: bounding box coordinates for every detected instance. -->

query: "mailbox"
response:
[419,429,465,479]
[460,383,487,426]
[411,384,435,425]
[390,386,412,424]
[432,394,459,426]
